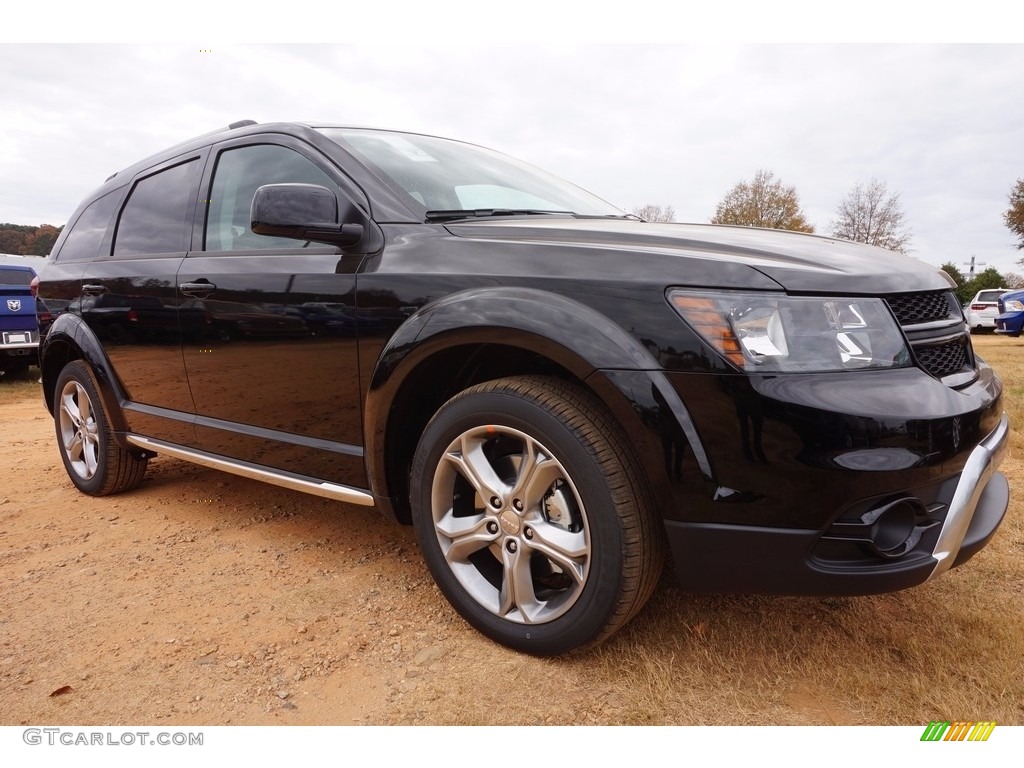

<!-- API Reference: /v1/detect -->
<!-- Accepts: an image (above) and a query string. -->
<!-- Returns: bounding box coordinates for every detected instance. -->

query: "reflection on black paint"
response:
[724,378,768,464]
[650,384,689,482]
[180,298,310,341]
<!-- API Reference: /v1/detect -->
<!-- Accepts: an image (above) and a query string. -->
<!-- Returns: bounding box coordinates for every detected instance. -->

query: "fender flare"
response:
[370,286,660,384]
[364,287,714,512]
[40,312,131,436]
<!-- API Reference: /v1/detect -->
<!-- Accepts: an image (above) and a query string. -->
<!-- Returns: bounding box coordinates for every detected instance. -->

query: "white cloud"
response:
[2,43,1022,271]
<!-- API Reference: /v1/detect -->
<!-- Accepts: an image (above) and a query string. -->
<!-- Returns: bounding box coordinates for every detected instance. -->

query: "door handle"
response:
[179,281,217,297]
[82,284,107,296]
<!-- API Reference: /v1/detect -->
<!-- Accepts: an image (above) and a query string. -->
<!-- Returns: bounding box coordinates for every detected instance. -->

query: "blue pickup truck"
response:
[995,289,1024,337]
[0,259,41,376]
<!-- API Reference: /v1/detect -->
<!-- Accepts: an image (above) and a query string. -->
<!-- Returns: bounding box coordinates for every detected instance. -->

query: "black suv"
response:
[38,122,1009,654]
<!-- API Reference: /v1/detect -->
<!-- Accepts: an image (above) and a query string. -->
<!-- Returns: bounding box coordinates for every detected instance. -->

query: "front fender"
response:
[364,287,713,516]
[370,286,660,387]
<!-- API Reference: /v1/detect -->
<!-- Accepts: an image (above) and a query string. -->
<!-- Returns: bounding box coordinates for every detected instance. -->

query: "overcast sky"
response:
[3,42,1022,276]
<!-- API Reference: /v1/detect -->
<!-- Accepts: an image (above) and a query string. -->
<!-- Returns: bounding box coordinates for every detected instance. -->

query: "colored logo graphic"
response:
[921,721,996,741]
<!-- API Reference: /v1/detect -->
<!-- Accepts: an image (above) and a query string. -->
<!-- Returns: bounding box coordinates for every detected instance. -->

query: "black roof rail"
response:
[229,120,257,129]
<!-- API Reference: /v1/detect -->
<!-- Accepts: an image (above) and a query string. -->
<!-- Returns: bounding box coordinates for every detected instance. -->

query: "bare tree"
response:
[1001,271,1024,289]
[830,179,912,254]
[711,170,814,232]
[1006,178,1024,251]
[632,204,676,223]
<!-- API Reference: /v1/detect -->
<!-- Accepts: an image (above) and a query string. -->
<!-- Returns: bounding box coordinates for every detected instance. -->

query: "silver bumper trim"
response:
[928,413,1009,580]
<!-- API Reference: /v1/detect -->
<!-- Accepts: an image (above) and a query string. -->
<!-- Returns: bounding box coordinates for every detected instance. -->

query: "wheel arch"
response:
[41,313,130,436]
[364,287,682,524]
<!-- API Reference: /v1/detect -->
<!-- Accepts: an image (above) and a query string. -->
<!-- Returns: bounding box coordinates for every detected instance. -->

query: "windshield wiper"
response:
[424,208,574,222]
[574,213,644,221]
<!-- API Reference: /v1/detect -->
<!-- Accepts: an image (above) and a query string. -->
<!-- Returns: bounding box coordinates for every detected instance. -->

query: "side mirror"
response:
[251,183,365,247]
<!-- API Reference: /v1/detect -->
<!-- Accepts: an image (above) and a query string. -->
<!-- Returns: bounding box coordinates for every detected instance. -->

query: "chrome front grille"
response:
[885,290,974,383]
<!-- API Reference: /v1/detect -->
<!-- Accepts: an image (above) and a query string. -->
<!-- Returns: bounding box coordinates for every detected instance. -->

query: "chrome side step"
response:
[125,434,375,507]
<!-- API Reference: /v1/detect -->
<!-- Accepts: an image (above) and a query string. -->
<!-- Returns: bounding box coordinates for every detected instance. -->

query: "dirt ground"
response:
[0,383,484,725]
[3,381,655,726]
[1,363,1022,726]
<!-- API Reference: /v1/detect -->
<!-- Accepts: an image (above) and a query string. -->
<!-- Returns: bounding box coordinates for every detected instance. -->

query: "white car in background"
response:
[966,288,1010,332]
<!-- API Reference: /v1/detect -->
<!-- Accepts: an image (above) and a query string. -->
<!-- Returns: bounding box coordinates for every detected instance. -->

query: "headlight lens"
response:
[1004,300,1024,312]
[668,290,912,373]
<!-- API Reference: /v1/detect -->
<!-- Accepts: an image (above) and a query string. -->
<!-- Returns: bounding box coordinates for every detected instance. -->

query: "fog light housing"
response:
[861,497,940,559]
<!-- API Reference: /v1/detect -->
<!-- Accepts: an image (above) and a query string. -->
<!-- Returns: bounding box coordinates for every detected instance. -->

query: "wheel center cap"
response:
[498,510,521,536]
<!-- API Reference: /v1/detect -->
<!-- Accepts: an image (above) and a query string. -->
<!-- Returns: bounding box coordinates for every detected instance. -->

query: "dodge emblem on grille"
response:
[6,299,21,312]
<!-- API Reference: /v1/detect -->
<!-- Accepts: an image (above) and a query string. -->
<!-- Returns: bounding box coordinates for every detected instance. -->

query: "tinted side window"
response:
[114,159,201,256]
[205,145,340,252]
[54,189,121,262]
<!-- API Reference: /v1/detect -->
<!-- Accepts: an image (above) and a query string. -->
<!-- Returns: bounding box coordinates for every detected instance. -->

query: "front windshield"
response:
[317,128,624,218]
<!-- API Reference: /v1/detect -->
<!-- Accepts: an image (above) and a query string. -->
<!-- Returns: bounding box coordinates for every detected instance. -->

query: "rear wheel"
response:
[410,376,663,655]
[54,360,147,496]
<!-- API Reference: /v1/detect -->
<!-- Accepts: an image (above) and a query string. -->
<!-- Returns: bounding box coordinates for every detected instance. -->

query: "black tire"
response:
[410,376,663,655]
[53,360,147,496]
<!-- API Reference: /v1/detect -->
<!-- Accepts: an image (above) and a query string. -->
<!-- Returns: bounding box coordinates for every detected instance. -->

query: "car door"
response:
[179,137,369,486]
[76,153,206,445]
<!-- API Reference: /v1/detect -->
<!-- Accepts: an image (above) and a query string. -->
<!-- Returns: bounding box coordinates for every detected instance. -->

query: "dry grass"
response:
[0,373,41,401]
[403,336,1024,725]
[574,334,1024,726]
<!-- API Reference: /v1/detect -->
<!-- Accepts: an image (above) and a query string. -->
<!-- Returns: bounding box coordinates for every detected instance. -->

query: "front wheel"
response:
[410,376,663,655]
[53,360,148,496]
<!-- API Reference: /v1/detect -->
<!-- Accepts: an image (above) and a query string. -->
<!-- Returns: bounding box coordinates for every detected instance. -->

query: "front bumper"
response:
[995,311,1024,335]
[665,414,1009,595]
[928,412,1009,578]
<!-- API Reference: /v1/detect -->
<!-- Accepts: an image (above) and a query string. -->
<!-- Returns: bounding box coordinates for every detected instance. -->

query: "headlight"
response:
[668,290,912,373]
[1004,300,1024,312]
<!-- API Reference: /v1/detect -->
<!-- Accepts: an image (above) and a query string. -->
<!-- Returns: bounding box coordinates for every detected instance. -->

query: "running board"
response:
[125,435,375,507]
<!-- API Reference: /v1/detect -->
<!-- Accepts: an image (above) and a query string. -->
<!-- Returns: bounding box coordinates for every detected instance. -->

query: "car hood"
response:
[445,218,952,295]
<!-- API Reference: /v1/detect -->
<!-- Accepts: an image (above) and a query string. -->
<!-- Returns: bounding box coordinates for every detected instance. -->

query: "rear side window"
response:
[205,144,340,252]
[54,189,121,262]
[114,159,202,256]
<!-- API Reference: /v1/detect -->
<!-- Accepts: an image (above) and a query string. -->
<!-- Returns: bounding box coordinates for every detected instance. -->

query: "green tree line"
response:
[939,263,1024,306]
[0,223,63,256]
